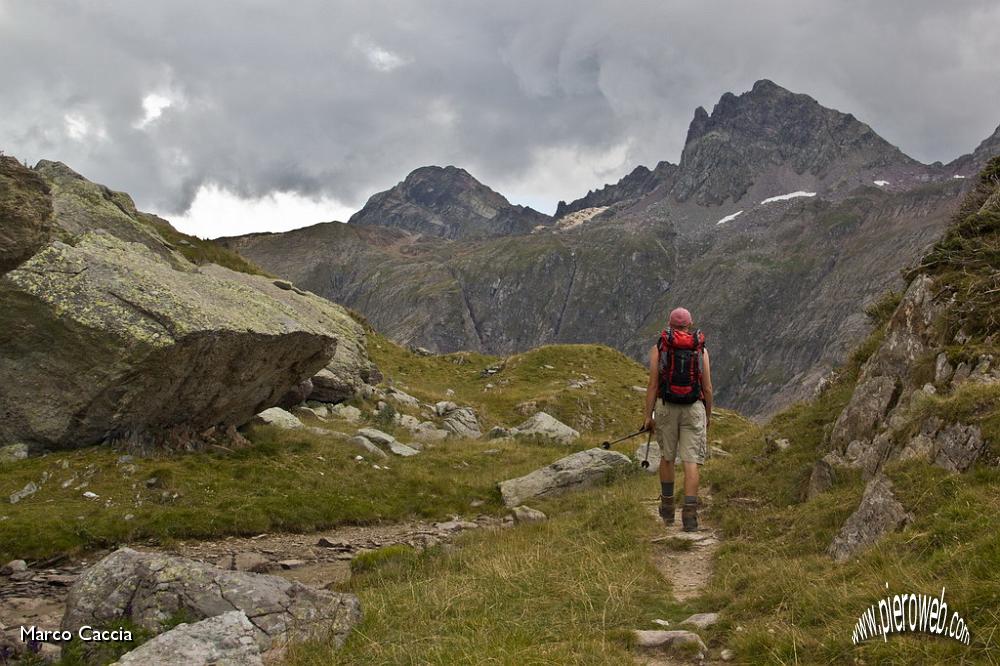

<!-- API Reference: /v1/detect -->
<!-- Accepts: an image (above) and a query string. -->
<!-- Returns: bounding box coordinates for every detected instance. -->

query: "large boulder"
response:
[62,548,361,651]
[499,448,632,506]
[515,412,580,444]
[114,611,262,665]
[827,475,911,562]
[441,406,482,439]
[0,163,371,453]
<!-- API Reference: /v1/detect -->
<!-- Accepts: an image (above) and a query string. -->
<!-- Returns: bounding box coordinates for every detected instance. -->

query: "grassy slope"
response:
[0,338,649,563]
[367,329,649,433]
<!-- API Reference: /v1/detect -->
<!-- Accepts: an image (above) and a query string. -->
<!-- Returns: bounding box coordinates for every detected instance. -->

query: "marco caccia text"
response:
[20,625,133,643]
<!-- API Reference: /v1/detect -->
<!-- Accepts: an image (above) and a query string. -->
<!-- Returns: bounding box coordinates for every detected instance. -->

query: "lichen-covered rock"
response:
[0,229,370,453]
[515,412,579,444]
[1,159,376,454]
[499,448,631,507]
[113,611,262,666]
[828,475,911,562]
[62,548,361,650]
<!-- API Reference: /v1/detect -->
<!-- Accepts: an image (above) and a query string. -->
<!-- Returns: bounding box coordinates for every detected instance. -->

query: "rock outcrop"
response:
[0,159,371,453]
[62,548,361,650]
[499,448,632,507]
[828,475,911,562]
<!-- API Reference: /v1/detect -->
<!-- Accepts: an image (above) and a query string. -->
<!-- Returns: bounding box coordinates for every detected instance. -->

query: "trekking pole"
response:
[640,429,653,468]
[601,429,646,450]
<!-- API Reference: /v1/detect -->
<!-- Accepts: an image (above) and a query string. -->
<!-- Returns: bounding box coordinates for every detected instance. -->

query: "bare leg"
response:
[682,462,699,497]
[659,458,675,483]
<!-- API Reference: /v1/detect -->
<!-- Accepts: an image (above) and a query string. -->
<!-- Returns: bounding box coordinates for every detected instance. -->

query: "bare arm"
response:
[643,345,658,431]
[702,348,713,428]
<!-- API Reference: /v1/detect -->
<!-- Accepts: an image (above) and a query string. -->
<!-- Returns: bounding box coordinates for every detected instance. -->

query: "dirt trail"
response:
[0,514,503,644]
[634,494,725,665]
[643,496,721,602]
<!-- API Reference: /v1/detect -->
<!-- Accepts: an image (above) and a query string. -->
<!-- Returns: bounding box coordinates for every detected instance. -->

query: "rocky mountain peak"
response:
[349,165,550,240]
[555,160,678,218]
[674,79,916,205]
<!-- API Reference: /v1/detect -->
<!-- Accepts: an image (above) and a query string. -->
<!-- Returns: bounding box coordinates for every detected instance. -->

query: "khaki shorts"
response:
[654,399,707,465]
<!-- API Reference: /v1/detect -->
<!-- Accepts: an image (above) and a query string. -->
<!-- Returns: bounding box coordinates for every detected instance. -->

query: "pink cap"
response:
[668,307,692,328]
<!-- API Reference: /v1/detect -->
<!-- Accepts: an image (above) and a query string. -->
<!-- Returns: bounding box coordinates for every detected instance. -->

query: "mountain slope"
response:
[222,81,995,417]
[702,157,1000,663]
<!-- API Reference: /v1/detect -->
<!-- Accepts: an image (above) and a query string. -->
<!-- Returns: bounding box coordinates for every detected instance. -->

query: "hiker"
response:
[642,307,713,531]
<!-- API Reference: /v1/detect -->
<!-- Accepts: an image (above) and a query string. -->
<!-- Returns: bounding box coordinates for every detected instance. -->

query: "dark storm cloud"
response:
[2,0,998,223]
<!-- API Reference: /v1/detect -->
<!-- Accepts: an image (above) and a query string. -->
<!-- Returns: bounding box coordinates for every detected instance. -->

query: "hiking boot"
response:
[681,502,699,532]
[658,495,674,526]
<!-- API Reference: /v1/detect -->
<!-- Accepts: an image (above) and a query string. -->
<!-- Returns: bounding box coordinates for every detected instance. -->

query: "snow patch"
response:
[760,191,817,204]
[873,180,890,187]
[953,174,967,179]
[716,211,743,226]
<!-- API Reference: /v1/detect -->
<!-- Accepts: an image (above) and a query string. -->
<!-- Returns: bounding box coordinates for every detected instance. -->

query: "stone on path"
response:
[680,612,719,629]
[633,629,706,657]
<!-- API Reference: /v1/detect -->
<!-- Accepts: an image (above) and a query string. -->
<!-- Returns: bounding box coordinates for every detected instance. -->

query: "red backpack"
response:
[657,328,705,404]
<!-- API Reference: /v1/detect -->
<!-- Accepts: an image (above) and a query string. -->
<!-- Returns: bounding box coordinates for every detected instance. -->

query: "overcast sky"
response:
[2,1,999,238]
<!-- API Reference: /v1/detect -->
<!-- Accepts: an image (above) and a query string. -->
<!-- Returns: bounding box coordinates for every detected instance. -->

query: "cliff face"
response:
[222,81,997,417]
